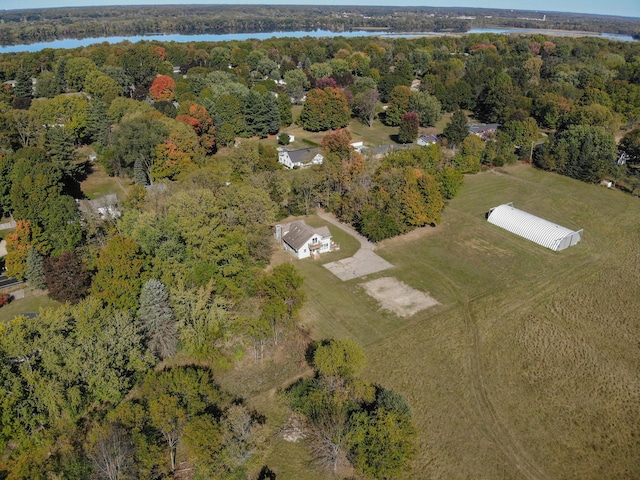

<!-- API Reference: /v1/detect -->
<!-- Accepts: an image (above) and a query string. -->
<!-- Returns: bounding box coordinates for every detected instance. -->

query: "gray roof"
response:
[468,123,500,135]
[418,135,438,143]
[281,220,330,251]
[287,148,322,165]
[84,193,118,213]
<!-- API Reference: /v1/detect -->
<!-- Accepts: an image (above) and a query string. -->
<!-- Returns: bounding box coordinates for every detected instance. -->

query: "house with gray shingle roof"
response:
[277,147,324,169]
[417,134,438,146]
[275,220,332,259]
[468,123,500,140]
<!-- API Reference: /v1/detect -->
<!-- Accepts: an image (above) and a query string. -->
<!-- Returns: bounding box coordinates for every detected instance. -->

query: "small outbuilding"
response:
[486,203,582,251]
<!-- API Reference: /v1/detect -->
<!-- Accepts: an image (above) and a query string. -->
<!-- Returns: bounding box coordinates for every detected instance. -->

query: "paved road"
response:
[317,209,394,281]
[0,275,20,289]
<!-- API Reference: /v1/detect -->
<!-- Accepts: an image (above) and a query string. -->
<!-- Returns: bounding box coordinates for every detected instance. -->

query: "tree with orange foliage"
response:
[152,123,203,181]
[149,75,176,102]
[176,103,216,154]
[299,87,350,132]
[4,220,33,280]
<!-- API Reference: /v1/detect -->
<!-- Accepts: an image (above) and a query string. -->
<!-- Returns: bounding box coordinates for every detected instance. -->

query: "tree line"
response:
[1,5,638,46]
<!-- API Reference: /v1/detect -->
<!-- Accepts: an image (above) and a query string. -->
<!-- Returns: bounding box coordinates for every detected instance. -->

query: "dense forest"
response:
[0,28,639,479]
[0,5,639,46]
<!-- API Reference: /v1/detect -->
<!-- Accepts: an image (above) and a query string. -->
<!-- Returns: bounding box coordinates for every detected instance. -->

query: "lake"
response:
[1,27,636,53]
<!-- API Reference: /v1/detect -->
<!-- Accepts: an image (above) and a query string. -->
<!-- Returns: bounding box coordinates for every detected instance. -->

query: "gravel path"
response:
[317,210,393,281]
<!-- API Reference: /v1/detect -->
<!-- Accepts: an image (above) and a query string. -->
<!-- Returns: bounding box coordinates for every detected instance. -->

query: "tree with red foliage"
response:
[43,250,91,304]
[398,112,419,144]
[315,77,338,89]
[0,293,11,307]
[176,103,216,154]
[149,75,176,102]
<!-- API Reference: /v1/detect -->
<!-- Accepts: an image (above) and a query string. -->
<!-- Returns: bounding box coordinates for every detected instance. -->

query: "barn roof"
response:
[487,203,582,251]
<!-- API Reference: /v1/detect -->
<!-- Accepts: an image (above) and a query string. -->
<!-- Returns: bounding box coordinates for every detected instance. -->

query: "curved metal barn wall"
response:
[487,203,583,252]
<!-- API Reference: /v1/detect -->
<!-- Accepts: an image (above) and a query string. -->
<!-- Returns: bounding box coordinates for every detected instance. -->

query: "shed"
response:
[486,203,582,251]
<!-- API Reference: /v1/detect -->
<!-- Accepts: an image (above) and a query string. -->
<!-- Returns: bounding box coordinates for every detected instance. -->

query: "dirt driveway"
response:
[317,210,394,281]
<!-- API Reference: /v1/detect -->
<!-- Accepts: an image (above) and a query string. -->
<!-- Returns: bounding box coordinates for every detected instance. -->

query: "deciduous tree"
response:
[384,85,411,126]
[4,220,33,280]
[149,75,176,102]
[535,125,615,183]
[299,87,350,132]
[91,234,148,312]
[398,111,419,144]
[353,88,379,127]
[43,250,91,303]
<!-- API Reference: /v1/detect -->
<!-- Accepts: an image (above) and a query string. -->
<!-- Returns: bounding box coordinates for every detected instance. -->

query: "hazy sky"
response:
[6,1,640,19]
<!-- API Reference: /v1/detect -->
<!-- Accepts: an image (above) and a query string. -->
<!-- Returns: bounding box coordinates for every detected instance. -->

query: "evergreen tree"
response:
[14,70,33,98]
[24,247,46,290]
[134,157,150,186]
[243,90,278,138]
[137,279,178,360]
[46,126,76,165]
[87,99,111,147]
[278,94,292,127]
[443,110,469,148]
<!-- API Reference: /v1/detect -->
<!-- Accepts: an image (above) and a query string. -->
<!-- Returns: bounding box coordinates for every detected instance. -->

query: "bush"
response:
[278,133,290,145]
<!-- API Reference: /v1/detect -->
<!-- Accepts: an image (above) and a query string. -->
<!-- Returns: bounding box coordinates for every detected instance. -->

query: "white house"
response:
[278,147,324,169]
[275,220,332,259]
[417,135,438,146]
[468,123,500,140]
[350,141,364,152]
[77,193,121,221]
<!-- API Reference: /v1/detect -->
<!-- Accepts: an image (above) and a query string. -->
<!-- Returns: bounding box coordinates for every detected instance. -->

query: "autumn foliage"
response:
[176,103,216,154]
[4,220,32,280]
[0,293,10,307]
[149,75,176,101]
[299,87,350,132]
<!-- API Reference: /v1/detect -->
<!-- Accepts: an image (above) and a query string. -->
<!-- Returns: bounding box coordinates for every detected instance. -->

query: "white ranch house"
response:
[417,135,438,146]
[277,147,324,169]
[468,123,500,140]
[275,220,332,259]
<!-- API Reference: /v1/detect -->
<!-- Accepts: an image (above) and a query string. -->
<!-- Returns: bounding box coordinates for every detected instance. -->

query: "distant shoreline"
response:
[0,27,636,53]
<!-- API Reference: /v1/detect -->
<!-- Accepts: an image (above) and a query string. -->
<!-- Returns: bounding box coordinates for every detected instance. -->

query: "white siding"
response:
[487,203,582,251]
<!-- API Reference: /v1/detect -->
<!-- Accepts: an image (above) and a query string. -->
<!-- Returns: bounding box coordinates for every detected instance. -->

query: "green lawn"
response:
[259,163,640,479]
[280,105,403,149]
[80,162,132,200]
[0,292,61,323]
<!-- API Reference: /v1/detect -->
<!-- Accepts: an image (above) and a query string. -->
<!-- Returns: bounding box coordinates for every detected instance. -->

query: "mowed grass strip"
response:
[284,163,639,479]
[0,293,61,323]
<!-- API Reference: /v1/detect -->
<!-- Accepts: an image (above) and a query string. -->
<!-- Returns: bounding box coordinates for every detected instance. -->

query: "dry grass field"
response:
[258,163,639,479]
